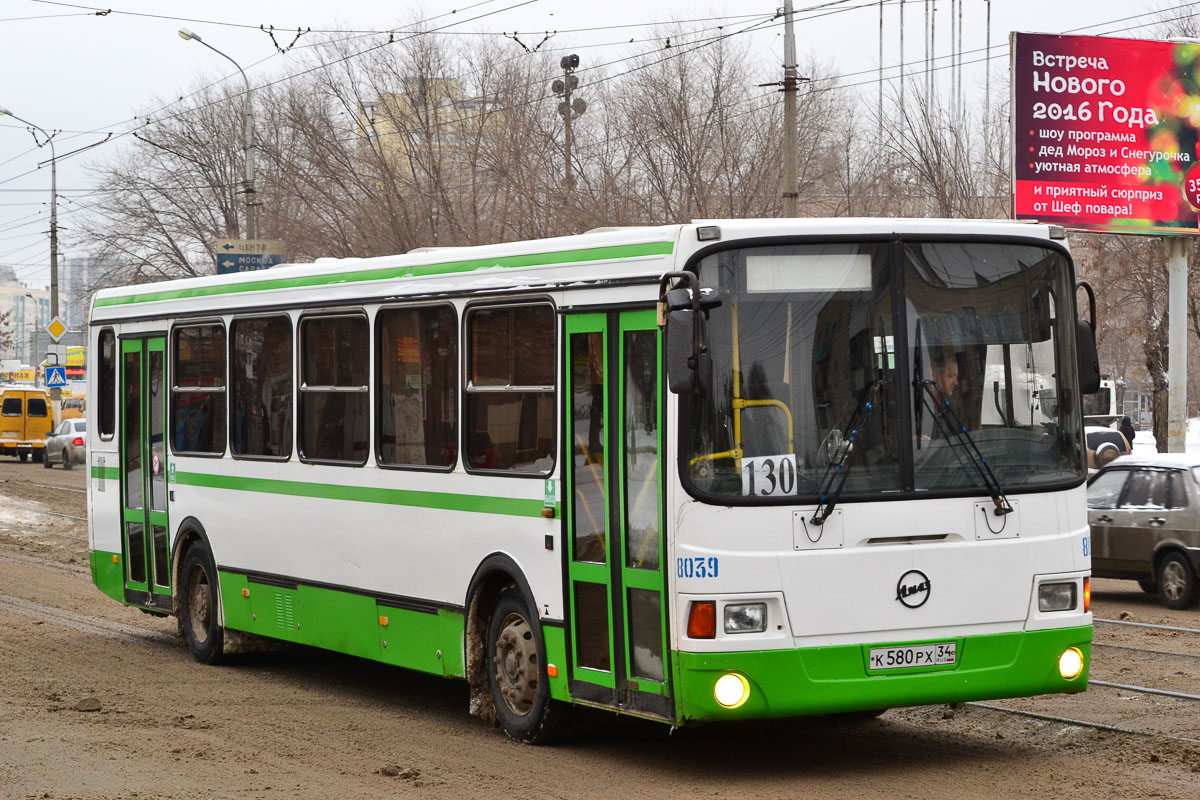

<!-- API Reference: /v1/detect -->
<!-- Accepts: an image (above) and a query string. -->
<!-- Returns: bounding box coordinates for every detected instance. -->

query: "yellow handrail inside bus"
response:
[693,302,794,470]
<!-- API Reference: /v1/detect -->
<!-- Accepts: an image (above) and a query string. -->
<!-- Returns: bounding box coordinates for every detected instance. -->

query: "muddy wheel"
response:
[179,543,224,664]
[486,588,564,744]
[18,452,28,463]
[42,451,52,469]
[62,450,73,470]
[1158,552,1196,610]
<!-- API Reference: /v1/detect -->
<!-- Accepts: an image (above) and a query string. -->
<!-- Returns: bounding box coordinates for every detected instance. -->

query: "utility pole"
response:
[984,0,992,116]
[878,0,884,143]
[782,0,799,217]
[552,54,586,189]
[930,1,937,100]
[0,107,59,404]
[1168,237,1189,452]
[957,0,964,119]
[899,0,905,126]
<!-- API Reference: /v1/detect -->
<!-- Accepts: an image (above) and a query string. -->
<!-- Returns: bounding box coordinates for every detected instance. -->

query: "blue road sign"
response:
[213,239,287,274]
[46,366,67,387]
[216,253,288,275]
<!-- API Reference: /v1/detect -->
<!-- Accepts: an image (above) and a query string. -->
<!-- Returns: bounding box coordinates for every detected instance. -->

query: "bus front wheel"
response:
[486,588,564,744]
[179,543,225,664]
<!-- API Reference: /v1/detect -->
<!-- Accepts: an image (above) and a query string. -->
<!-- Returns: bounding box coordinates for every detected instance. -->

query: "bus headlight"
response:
[1038,582,1077,612]
[1058,647,1084,680]
[714,673,750,708]
[724,602,767,634]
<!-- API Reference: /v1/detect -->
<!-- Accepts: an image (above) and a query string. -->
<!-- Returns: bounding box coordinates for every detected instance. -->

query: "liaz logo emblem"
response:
[896,570,931,608]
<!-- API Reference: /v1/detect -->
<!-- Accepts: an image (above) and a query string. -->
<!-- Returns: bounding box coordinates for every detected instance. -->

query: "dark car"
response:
[1087,453,1200,609]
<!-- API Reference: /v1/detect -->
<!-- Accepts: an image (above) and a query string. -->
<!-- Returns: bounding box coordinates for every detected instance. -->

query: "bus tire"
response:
[18,452,27,463]
[486,588,563,744]
[179,542,224,664]
[1157,552,1196,610]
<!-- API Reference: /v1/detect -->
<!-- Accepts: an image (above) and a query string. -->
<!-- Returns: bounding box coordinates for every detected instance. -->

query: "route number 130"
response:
[741,454,798,497]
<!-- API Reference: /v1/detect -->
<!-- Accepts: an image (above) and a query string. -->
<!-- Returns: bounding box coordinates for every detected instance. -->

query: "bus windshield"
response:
[682,240,1086,503]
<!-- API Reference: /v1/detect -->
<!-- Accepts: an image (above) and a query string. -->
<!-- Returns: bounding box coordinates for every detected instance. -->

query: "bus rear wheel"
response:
[486,588,563,744]
[179,543,224,664]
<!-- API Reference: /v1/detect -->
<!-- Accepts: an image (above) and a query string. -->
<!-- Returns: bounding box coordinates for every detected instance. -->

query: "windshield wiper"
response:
[915,380,1014,516]
[810,381,881,526]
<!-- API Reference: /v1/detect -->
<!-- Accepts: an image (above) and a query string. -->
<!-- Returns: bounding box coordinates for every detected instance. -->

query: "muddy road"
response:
[1,459,1198,799]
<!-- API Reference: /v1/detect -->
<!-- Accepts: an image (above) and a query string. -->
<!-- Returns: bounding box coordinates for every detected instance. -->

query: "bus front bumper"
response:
[674,626,1091,723]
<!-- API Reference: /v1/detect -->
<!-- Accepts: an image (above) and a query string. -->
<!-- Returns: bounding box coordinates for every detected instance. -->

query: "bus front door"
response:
[119,336,171,611]
[564,310,671,717]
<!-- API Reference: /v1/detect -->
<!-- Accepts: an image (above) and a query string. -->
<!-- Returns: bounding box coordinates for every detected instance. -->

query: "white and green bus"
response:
[87,218,1098,742]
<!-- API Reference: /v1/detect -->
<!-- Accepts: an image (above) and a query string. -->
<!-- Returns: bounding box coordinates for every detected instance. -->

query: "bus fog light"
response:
[714,673,750,708]
[724,602,767,634]
[1038,582,1077,612]
[1058,647,1084,680]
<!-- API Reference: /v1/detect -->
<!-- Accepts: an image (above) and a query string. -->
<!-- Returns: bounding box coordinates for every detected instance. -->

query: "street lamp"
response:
[178,28,257,240]
[2,107,59,401]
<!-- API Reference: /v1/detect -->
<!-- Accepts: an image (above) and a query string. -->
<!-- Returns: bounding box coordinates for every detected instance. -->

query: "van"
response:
[60,395,85,421]
[0,387,56,462]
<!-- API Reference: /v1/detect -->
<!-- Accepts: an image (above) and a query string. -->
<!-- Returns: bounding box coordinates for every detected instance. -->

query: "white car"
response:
[43,418,86,469]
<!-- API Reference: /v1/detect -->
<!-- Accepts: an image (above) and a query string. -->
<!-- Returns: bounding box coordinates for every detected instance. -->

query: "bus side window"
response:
[299,313,369,465]
[377,305,457,468]
[230,316,293,460]
[99,328,115,438]
[171,323,227,455]
[464,303,556,474]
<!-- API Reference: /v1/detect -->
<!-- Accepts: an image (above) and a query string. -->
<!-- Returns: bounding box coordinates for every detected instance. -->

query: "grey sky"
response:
[0,0,1183,288]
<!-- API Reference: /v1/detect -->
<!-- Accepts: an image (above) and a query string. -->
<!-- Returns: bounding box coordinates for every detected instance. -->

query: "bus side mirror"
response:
[1076,281,1100,395]
[1076,319,1100,394]
[666,309,710,394]
[660,271,712,395]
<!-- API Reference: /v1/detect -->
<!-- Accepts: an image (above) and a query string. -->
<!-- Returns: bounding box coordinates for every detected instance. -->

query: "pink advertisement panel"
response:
[1012,32,1200,234]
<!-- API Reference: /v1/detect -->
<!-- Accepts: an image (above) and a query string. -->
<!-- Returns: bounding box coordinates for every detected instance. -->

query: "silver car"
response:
[43,418,86,470]
[1087,453,1200,610]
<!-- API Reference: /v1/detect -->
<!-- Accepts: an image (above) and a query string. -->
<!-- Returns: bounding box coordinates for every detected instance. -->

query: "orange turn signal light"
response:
[1084,577,1091,613]
[687,601,716,639]
[379,616,389,627]
[547,664,558,678]
[241,588,250,598]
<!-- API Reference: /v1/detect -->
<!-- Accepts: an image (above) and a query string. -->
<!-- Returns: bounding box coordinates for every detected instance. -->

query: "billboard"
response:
[1012,32,1200,234]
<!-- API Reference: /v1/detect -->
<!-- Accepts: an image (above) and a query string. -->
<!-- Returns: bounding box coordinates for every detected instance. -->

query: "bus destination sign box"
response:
[1012,32,1200,235]
[214,239,288,274]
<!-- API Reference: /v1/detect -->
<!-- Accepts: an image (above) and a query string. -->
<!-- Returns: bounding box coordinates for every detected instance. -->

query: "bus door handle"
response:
[1149,517,1167,527]
[1095,515,1113,524]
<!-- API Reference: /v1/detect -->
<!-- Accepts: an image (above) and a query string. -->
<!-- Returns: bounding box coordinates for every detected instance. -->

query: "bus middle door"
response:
[119,336,171,611]
[564,310,671,718]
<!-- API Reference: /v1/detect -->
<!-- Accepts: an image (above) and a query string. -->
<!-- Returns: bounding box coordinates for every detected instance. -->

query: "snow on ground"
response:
[1131,417,1200,454]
